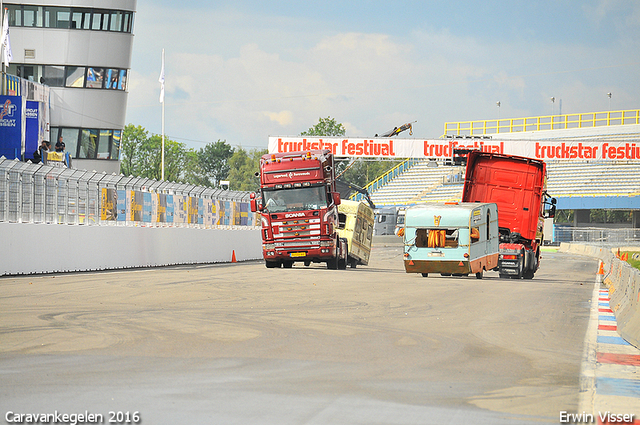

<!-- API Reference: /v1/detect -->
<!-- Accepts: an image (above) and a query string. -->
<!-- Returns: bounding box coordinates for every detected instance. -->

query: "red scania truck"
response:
[461,150,556,279]
[250,150,349,269]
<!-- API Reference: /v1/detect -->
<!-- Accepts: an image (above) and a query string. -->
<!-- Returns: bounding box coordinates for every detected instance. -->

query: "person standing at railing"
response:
[32,140,50,164]
[54,136,73,168]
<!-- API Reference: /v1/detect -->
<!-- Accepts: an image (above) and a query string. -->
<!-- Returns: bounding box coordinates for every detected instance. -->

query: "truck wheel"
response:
[349,259,357,269]
[335,239,348,270]
[283,261,294,268]
[338,252,348,270]
[265,261,280,268]
[326,257,339,270]
[475,271,483,279]
[304,261,311,267]
[523,269,535,279]
[421,273,429,277]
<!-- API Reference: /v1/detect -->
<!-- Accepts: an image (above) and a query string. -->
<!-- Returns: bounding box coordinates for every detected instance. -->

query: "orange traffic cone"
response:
[231,250,237,263]
[596,260,604,283]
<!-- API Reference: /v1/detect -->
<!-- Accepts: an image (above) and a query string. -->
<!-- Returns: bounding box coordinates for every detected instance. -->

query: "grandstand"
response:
[364,109,640,233]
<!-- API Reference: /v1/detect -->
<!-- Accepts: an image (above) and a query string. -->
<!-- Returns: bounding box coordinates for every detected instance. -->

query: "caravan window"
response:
[471,227,480,243]
[415,228,459,248]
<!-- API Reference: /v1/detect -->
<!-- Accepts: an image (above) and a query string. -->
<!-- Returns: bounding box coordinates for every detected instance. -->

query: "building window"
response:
[43,65,65,87]
[60,128,80,158]
[70,11,83,29]
[109,11,123,32]
[7,5,22,26]
[105,69,119,89]
[112,130,122,160]
[51,127,120,160]
[91,10,108,30]
[86,67,104,88]
[5,4,134,33]
[45,7,70,29]
[81,11,92,30]
[23,5,43,27]
[65,66,86,87]
[97,130,112,159]
[11,64,128,91]
[79,129,98,158]
[118,70,128,90]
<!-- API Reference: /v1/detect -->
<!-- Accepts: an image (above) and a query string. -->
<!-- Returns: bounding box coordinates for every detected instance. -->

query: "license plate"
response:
[427,252,445,257]
[290,252,306,257]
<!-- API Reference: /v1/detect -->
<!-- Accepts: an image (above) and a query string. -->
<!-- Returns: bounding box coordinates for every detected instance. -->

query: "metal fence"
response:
[0,157,257,227]
[554,226,640,244]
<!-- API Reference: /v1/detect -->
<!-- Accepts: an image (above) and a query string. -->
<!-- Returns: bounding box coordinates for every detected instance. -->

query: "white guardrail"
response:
[0,157,263,275]
[559,243,640,349]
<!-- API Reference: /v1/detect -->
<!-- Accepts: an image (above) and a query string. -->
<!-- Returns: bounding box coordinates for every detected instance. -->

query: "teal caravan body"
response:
[403,202,499,279]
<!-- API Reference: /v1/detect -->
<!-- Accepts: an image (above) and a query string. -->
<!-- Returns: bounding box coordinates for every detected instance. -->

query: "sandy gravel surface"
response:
[0,242,597,424]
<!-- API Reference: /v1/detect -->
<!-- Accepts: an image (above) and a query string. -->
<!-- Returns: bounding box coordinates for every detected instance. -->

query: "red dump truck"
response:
[461,150,556,279]
[250,150,349,269]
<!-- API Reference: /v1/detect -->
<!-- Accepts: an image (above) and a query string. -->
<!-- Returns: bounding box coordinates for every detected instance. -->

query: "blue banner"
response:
[25,101,39,160]
[117,189,127,222]
[165,195,174,223]
[0,96,22,160]
[142,192,152,223]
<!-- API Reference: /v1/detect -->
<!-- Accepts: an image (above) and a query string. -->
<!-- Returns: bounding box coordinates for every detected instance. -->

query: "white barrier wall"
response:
[559,242,640,349]
[0,222,262,275]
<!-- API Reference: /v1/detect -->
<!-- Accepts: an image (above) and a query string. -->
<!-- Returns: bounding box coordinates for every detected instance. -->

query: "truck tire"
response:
[349,259,357,269]
[326,257,339,270]
[421,273,429,277]
[283,261,294,268]
[338,251,348,270]
[475,271,483,279]
[523,269,535,279]
[265,261,280,268]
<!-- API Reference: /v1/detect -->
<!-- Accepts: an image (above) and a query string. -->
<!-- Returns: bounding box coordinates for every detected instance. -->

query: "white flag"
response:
[158,49,165,103]
[0,10,13,67]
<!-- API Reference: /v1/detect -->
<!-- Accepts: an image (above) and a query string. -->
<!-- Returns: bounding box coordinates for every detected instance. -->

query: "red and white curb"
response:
[579,278,640,424]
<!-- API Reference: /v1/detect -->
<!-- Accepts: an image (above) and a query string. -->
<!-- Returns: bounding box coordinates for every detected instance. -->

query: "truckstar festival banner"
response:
[268,137,640,161]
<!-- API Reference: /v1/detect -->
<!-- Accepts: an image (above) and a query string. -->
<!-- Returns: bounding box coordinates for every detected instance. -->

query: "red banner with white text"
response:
[268,137,640,161]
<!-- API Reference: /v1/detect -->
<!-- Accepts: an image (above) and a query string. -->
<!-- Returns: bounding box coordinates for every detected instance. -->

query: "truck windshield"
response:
[263,186,327,212]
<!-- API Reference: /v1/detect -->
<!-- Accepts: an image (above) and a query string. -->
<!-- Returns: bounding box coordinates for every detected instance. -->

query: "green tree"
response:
[299,116,399,189]
[196,140,234,187]
[227,148,267,191]
[301,116,346,136]
[119,124,188,182]
[136,135,187,182]
[120,124,149,176]
[339,158,402,188]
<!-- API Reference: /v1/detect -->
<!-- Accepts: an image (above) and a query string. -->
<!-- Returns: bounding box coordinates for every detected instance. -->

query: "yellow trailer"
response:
[337,200,374,268]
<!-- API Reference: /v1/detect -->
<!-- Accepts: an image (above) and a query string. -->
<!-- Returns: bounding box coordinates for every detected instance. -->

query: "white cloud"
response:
[264,111,293,126]
[125,2,640,150]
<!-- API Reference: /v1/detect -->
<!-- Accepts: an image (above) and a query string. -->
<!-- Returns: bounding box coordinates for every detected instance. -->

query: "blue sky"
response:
[125,1,640,151]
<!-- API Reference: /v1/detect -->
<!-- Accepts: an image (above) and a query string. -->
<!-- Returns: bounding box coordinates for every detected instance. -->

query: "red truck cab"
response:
[250,150,348,269]
[461,150,556,279]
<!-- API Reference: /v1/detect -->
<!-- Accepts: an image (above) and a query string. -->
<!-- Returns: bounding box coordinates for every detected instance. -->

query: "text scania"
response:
[277,138,396,157]
[285,212,306,218]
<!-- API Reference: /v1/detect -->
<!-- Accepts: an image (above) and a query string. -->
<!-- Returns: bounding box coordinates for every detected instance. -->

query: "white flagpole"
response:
[159,49,165,180]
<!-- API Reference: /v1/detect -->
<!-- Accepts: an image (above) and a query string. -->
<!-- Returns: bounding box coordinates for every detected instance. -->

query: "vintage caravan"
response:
[337,199,375,268]
[402,202,499,279]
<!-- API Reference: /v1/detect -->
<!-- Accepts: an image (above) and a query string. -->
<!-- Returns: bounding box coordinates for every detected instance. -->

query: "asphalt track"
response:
[1,239,598,424]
